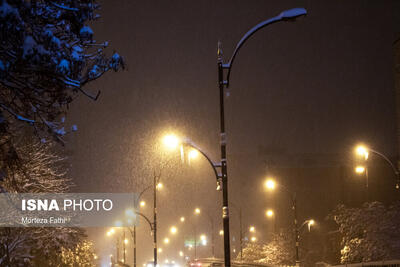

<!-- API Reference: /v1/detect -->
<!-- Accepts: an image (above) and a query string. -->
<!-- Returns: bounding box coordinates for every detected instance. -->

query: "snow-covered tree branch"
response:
[0,0,124,142]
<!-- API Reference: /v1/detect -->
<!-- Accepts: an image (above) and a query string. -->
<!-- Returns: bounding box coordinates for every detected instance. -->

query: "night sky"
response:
[64,1,400,265]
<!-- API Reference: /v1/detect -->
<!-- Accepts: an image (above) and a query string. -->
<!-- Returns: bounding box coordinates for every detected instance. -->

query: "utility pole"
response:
[217,43,231,267]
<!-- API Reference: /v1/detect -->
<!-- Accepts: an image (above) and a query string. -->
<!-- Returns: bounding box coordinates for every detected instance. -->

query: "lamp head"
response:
[188,149,199,160]
[194,208,201,215]
[170,226,177,234]
[355,166,366,174]
[279,8,307,20]
[355,145,369,160]
[163,134,180,150]
[265,179,276,190]
[266,209,274,217]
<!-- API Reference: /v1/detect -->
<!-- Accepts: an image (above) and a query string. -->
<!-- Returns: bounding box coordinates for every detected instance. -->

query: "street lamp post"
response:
[123,230,126,264]
[217,8,306,267]
[127,179,160,267]
[131,185,153,267]
[127,211,154,267]
[355,145,400,190]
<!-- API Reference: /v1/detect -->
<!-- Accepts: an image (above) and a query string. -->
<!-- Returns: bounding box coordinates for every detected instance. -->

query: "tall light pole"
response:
[217,8,306,267]
[128,177,162,267]
[132,186,152,267]
[153,172,162,267]
[126,210,154,267]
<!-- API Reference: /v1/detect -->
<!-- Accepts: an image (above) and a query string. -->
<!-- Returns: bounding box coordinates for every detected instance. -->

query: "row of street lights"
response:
[106,143,397,266]
[104,175,314,267]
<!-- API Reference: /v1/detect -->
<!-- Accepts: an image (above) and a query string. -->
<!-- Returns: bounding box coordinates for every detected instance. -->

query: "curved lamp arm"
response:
[137,185,153,203]
[183,138,221,182]
[134,211,154,231]
[221,8,307,88]
[298,219,314,232]
[369,149,400,180]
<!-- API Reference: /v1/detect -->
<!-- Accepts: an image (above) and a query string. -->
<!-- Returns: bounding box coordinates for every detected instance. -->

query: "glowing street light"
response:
[188,149,199,160]
[219,230,224,236]
[249,226,255,233]
[179,251,184,257]
[156,183,163,190]
[163,134,180,150]
[180,217,185,222]
[353,143,400,190]
[170,226,178,234]
[200,234,207,246]
[158,248,163,253]
[194,208,201,215]
[250,237,257,242]
[355,145,369,160]
[264,179,276,190]
[140,201,146,207]
[355,166,366,174]
[124,239,129,244]
[106,227,116,236]
[164,238,170,244]
[266,209,274,217]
